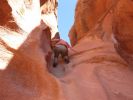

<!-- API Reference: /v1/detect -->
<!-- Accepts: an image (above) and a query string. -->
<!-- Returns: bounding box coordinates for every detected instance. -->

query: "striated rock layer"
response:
[0,0,133,100]
[0,0,63,100]
[68,0,133,99]
[69,0,133,67]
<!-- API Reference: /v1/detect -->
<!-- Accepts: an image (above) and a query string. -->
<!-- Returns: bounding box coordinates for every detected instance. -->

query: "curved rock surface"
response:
[69,0,133,67]
[0,0,62,100]
[68,0,133,99]
[0,0,133,100]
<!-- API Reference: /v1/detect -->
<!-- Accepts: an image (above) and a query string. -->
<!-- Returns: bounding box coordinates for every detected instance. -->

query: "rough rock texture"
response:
[67,0,133,99]
[69,0,133,67]
[0,0,63,100]
[113,0,133,67]
[69,0,114,45]
[41,0,58,38]
[0,0,133,100]
[0,0,19,30]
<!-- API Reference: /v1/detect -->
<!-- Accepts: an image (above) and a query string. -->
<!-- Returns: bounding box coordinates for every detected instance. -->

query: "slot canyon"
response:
[0,0,133,100]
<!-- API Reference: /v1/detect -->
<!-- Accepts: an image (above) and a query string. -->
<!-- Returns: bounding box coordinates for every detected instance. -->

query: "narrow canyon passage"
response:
[0,0,133,100]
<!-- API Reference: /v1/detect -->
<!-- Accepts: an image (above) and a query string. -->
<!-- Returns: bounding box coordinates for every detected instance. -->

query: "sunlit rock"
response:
[41,0,58,38]
[0,0,133,100]
[0,0,61,100]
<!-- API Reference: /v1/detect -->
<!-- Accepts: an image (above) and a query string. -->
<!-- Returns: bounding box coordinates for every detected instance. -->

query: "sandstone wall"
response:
[0,0,63,100]
[0,0,133,100]
[0,0,18,30]
[69,0,113,45]
[65,0,133,99]
[69,0,133,67]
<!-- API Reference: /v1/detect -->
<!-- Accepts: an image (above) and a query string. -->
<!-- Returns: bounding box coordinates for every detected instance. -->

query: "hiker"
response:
[51,32,70,67]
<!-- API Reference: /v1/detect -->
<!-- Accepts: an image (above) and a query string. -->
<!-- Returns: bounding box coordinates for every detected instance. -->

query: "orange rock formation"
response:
[0,0,133,100]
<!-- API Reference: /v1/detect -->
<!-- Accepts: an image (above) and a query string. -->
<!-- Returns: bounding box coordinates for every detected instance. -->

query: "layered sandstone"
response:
[0,0,133,100]
[0,0,63,100]
[69,0,133,67]
[67,0,133,99]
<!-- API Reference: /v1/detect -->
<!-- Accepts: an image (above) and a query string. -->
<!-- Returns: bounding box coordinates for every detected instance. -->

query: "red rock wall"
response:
[66,0,133,99]
[0,26,61,99]
[0,0,63,100]
[0,0,133,100]
[113,0,133,66]
[69,0,113,45]
[0,0,19,30]
[69,0,133,67]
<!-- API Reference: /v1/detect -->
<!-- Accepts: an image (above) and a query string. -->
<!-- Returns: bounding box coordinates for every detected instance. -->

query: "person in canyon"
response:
[51,32,70,67]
